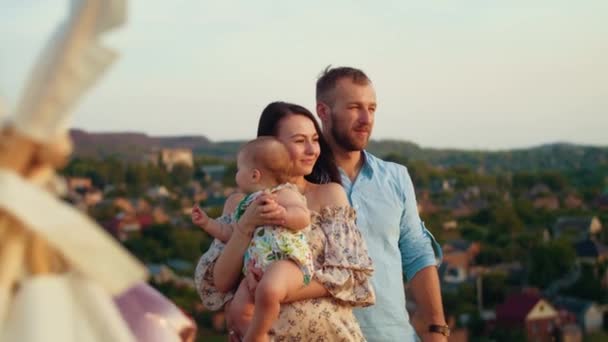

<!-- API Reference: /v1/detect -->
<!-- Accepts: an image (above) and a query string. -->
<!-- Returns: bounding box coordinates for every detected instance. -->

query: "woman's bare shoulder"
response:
[310,182,349,208]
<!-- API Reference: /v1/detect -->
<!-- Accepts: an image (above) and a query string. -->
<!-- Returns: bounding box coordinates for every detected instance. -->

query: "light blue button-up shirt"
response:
[340,151,442,342]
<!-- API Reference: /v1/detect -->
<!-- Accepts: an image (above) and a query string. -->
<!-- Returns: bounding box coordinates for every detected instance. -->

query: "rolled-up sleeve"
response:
[398,167,442,281]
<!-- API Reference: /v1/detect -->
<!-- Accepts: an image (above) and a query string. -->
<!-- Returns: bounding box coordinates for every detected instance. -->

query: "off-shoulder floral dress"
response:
[195,206,375,341]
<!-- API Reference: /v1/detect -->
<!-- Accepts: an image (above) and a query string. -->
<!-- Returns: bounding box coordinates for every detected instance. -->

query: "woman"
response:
[195,102,374,341]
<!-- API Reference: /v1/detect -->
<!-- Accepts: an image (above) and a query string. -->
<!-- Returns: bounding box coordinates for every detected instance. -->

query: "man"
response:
[315,66,448,341]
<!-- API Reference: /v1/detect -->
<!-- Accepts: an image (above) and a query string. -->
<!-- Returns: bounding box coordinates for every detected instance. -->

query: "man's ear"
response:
[316,102,330,124]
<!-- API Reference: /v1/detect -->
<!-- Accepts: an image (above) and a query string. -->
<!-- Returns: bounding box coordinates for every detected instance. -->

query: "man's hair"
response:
[315,65,371,105]
[238,136,292,184]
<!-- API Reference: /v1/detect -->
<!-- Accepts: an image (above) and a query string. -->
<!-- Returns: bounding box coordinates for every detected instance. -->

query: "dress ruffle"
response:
[312,206,375,307]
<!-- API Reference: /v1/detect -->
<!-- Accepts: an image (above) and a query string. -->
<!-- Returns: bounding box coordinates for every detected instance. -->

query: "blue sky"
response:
[1,0,607,149]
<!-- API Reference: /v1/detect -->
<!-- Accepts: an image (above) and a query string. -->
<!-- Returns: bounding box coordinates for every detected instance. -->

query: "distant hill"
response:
[367,140,608,172]
[70,129,214,160]
[70,129,608,172]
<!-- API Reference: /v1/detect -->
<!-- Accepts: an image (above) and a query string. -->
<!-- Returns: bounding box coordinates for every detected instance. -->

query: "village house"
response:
[160,148,193,171]
[564,193,584,210]
[533,195,560,211]
[495,290,559,342]
[553,297,604,334]
[441,240,481,285]
[553,216,603,241]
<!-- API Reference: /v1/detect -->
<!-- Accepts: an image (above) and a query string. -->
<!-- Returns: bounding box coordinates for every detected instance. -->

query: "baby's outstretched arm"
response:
[274,187,310,231]
[191,204,233,242]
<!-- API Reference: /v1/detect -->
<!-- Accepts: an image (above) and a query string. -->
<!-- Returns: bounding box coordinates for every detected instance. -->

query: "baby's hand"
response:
[191,204,209,228]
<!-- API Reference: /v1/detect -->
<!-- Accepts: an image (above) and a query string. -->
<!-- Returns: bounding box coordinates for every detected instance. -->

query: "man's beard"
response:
[330,113,370,152]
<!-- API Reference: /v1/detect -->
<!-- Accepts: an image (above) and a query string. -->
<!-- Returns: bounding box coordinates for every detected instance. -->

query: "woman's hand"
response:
[237,193,286,235]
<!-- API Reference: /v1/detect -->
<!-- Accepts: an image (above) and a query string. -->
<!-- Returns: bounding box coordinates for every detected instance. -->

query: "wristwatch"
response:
[428,324,450,337]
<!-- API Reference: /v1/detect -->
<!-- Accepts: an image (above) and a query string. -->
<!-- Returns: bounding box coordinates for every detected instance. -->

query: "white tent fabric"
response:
[12,0,126,144]
[2,274,135,342]
[0,169,146,294]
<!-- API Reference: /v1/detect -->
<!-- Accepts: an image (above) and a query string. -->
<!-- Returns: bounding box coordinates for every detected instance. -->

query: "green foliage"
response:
[528,239,576,288]
[488,327,526,342]
[476,245,504,266]
[460,224,487,241]
[513,199,552,227]
[471,205,524,236]
[563,263,608,303]
[170,164,194,186]
[442,283,477,318]
[123,235,169,263]
[87,202,119,222]
[61,156,174,191]
[466,313,488,340]
[123,224,210,264]
[481,272,508,308]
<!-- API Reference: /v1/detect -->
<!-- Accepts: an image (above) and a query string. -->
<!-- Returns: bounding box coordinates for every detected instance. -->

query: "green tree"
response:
[528,239,576,288]
[472,205,523,236]
[481,272,508,308]
[564,263,607,303]
[539,171,568,192]
[476,245,504,266]
[170,164,194,186]
[170,228,208,262]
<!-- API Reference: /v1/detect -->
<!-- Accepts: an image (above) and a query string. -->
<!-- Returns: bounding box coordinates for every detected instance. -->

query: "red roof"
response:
[496,292,542,325]
[137,214,154,228]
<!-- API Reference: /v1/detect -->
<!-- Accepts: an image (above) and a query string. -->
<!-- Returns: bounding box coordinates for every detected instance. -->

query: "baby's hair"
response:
[238,136,292,184]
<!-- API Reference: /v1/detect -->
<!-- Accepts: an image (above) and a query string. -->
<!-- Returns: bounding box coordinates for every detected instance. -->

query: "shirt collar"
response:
[360,150,374,179]
[338,150,375,185]
[338,150,374,178]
